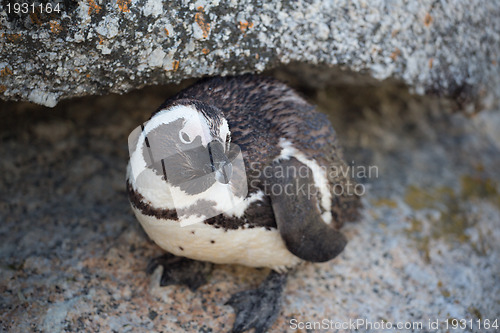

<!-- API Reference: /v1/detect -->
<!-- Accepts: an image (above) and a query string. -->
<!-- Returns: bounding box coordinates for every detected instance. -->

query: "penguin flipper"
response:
[267,157,347,262]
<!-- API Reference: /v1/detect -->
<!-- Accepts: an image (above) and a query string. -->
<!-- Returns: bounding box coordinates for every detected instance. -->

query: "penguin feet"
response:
[146,253,212,291]
[226,271,288,333]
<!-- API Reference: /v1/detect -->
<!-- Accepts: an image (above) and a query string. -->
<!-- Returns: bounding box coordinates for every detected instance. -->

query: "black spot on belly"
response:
[179,246,184,251]
[210,240,215,244]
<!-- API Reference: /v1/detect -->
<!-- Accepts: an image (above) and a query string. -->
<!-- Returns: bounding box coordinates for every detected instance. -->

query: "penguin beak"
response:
[207,140,233,184]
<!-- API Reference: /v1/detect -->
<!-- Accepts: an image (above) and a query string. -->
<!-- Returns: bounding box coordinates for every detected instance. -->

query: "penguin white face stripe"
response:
[129,105,232,184]
[128,105,204,184]
[147,105,213,147]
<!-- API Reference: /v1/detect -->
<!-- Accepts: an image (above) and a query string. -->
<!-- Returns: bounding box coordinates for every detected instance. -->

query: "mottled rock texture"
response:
[1,77,499,332]
[1,0,499,108]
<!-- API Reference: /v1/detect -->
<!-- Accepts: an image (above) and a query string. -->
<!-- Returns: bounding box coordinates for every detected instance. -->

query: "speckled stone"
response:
[0,0,499,108]
[0,77,499,332]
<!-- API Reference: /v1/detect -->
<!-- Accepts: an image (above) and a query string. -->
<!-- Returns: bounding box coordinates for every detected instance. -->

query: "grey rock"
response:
[1,0,499,107]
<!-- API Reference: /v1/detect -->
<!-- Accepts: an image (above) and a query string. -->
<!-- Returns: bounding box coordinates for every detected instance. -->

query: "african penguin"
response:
[127,75,361,333]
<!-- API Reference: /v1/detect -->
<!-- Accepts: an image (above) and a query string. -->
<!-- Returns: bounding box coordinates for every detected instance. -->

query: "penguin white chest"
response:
[132,206,302,272]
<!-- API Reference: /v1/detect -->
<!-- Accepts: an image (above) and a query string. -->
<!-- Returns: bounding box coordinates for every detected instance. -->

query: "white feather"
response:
[274,138,333,224]
[132,206,302,272]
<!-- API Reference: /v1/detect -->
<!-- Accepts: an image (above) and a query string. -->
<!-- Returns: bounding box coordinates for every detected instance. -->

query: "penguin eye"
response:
[179,131,192,144]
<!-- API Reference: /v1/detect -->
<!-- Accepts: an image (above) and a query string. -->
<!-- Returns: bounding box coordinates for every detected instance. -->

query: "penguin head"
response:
[129,99,234,198]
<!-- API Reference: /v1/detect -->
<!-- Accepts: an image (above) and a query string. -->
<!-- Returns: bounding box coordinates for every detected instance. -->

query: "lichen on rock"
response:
[0,0,499,108]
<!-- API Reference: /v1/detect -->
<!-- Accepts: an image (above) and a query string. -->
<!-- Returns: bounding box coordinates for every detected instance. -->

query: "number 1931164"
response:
[445,318,498,330]
[6,2,61,14]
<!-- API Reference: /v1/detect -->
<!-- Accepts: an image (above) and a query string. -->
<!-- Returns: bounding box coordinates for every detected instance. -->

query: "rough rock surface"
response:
[1,0,499,108]
[1,76,499,332]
